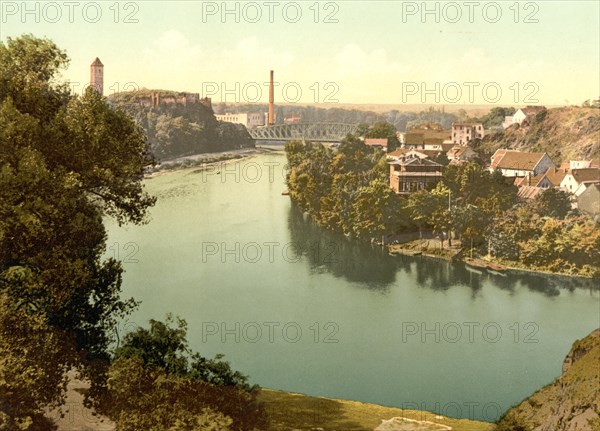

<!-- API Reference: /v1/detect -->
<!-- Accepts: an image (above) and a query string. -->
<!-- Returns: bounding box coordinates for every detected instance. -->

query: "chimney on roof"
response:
[527,172,531,186]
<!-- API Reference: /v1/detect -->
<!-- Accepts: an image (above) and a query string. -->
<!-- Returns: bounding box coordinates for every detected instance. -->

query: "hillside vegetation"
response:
[109,89,254,161]
[478,107,600,163]
[496,329,600,431]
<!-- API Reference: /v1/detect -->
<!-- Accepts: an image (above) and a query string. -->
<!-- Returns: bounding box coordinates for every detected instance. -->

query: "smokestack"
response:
[268,70,274,125]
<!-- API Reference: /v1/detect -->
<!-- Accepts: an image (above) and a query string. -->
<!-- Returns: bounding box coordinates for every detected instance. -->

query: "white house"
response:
[511,106,546,126]
[215,112,265,129]
[560,168,600,195]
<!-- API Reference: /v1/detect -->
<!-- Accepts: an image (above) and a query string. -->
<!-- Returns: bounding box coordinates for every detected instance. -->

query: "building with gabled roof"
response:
[512,106,547,125]
[490,149,555,178]
[560,168,600,195]
[447,145,476,163]
[542,167,569,187]
[389,155,443,194]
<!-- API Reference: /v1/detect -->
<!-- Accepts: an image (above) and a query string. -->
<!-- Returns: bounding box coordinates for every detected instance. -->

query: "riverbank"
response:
[259,388,494,431]
[145,146,279,178]
[47,375,494,431]
[386,236,597,280]
[387,237,462,262]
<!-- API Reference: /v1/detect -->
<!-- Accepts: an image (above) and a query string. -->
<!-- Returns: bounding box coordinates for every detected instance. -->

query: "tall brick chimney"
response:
[268,70,274,125]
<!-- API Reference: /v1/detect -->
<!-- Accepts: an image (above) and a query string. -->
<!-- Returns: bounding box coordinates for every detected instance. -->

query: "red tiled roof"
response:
[514,173,545,187]
[517,186,545,199]
[91,57,103,66]
[365,138,388,146]
[490,150,549,171]
[543,167,568,186]
[572,168,600,183]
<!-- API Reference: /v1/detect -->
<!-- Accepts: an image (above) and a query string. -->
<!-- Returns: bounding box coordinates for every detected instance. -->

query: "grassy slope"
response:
[258,389,495,431]
[480,107,600,163]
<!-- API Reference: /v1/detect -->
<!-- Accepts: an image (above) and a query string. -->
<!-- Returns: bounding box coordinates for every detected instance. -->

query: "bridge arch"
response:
[248,122,359,142]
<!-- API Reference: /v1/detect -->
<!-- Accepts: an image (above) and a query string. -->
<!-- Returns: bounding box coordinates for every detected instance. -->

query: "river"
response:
[105,151,599,422]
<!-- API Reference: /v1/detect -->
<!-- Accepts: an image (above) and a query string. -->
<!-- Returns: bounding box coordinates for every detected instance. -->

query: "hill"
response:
[478,107,600,163]
[108,89,254,161]
[496,328,600,431]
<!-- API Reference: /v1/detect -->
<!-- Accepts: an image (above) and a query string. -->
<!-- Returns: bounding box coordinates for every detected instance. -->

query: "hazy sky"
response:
[1,1,599,105]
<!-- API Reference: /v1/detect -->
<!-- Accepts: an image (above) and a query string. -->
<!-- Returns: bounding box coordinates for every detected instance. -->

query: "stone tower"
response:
[90,57,104,96]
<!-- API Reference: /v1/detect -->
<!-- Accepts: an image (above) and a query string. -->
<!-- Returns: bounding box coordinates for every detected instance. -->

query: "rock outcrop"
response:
[497,329,600,431]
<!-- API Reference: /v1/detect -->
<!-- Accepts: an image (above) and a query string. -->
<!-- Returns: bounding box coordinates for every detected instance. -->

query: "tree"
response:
[365,121,401,151]
[104,316,266,431]
[0,35,155,425]
[531,188,572,219]
[351,179,401,240]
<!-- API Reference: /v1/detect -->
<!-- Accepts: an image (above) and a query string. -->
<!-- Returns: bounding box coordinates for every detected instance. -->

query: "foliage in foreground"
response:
[99,316,267,431]
[0,34,155,428]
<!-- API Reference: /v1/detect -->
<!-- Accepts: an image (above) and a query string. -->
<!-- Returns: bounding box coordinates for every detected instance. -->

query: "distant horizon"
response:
[3,2,597,105]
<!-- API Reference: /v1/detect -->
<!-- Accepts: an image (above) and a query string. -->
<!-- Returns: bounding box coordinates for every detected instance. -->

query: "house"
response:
[403,133,425,149]
[542,167,569,187]
[512,106,546,125]
[447,145,476,163]
[215,112,265,129]
[451,122,484,145]
[570,160,595,169]
[401,126,451,150]
[490,150,555,178]
[387,148,427,160]
[389,154,443,194]
[573,181,600,197]
[560,168,600,195]
[502,116,514,129]
[514,172,553,189]
[577,184,600,219]
[364,138,388,151]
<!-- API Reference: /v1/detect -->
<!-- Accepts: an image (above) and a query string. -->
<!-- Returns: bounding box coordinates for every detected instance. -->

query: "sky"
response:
[1,1,599,106]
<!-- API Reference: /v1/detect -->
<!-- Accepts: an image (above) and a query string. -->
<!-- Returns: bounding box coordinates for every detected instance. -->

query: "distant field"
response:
[217,102,562,117]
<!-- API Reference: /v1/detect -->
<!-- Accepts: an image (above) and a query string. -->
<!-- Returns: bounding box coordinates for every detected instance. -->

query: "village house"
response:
[400,125,451,151]
[364,138,388,151]
[215,112,265,129]
[446,145,476,163]
[503,106,547,128]
[542,167,569,188]
[490,149,555,178]
[514,172,553,189]
[451,122,484,145]
[387,148,446,162]
[560,168,600,195]
[388,154,443,194]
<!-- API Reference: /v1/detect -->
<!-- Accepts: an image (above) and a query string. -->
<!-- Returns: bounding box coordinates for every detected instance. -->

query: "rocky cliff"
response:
[496,329,600,431]
[108,89,254,161]
[478,107,600,164]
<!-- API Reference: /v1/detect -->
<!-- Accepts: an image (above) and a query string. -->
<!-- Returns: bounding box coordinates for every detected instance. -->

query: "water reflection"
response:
[287,204,598,297]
